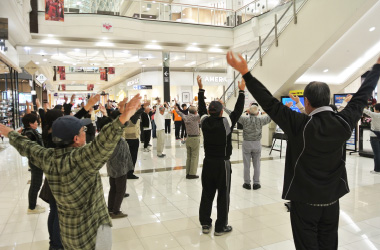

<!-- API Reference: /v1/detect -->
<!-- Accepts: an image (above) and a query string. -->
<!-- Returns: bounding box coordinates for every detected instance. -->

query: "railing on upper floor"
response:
[220,0,308,103]
[51,0,293,27]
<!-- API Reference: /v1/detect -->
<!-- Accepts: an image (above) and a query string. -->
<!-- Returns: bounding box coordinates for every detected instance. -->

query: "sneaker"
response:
[202,225,212,234]
[148,144,152,147]
[181,140,186,144]
[124,193,130,198]
[214,225,233,236]
[252,184,261,190]
[186,175,199,179]
[157,154,166,158]
[127,174,139,179]
[111,211,128,219]
[370,170,380,175]
[143,148,150,152]
[27,205,45,214]
[242,183,251,190]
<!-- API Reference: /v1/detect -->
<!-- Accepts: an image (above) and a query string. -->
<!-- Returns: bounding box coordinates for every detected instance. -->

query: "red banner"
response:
[87,84,95,91]
[100,69,107,81]
[45,0,64,22]
[108,67,115,74]
[57,66,65,73]
[60,72,66,80]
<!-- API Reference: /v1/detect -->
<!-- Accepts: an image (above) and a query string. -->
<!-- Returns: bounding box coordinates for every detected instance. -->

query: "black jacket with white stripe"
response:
[198,89,245,160]
[243,64,380,204]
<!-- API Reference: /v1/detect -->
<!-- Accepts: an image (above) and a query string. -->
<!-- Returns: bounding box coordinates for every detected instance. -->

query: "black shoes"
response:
[214,225,233,236]
[186,174,199,179]
[124,193,129,198]
[127,174,139,179]
[252,184,261,190]
[202,225,212,234]
[242,183,251,190]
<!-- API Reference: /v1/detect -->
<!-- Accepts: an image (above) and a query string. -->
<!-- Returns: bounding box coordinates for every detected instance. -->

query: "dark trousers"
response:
[152,120,157,138]
[290,201,339,250]
[143,129,151,148]
[126,139,139,176]
[181,120,187,138]
[108,175,127,214]
[165,119,171,134]
[174,121,182,139]
[370,137,380,172]
[199,158,231,232]
[48,197,63,249]
[29,164,43,209]
[140,123,145,142]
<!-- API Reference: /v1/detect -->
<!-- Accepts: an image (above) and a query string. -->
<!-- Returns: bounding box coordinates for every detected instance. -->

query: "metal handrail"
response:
[220,0,308,103]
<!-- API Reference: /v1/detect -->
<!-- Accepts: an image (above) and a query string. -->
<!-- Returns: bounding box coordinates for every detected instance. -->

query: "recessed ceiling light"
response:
[145,44,162,50]
[103,37,108,40]
[215,44,220,46]
[35,62,40,65]
[192,43,198,45]
[323,69,329,73]
[41,39,61,45]
[24,47,31,51]
[369,27,376,32]
[43,59,47,62]
[209,48,223,53]
[74,48,80,52]
[142,65,146,67]
[123,50,129,53]
[152,40,157,43]
[95,42,114,47]
[139,61,143,64]
[186,46,201,52]
[48,34,53,37]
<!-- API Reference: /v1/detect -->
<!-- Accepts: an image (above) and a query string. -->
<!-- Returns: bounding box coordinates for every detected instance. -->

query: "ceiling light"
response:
[323,69,329,73]
[73,63,77,65]
[142,65,146,67]
[76,1,81,5]
[48,34,53,37]
[152,40,157,43]
[95,42,114,47]
[43,59,47,62]
[139,61,143,64]
[103,37,108,40]
[192,43,198,45]
[215,44,220,46]
[35,62,40,65]
[74,48,80,52]
[369,27,376,32]
[41,39,61,45]
[209,48,223,53]
[24,47,31,51]
[186,46,201,52]
[145,44,162,50]
[123,50,129,53]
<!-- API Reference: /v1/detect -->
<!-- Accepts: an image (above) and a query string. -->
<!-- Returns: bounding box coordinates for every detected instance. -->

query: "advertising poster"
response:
[45,0,64,22]
[60,72,66,80]
[87,84,95,91]
[57,66,65,74]
[281,96,305,113]
[100,69,107,81]
[108,67,115,74]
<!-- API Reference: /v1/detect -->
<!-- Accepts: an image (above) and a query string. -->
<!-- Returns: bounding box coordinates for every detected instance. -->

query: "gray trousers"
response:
[242,140,262,184]
[186,136,200,175]
[95,224,112,250]
[156,129,165,155]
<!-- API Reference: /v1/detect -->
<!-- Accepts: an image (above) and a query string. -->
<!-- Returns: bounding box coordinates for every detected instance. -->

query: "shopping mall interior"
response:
[1,0,380,249]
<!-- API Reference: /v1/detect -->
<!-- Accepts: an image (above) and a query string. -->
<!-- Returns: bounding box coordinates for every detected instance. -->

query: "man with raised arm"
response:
[0,94,142,250]
[197,75,245,236]
[227,51,380,250]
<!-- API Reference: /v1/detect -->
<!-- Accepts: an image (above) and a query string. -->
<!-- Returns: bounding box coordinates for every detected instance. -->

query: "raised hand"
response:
[64,95,68,103]
[99,103,107,116]
[119,94,142,124]
[289,93,300,104]
[0,124,13,137]
[143,100,150,109]
[36,98,41,109]
[238,78,246,91]
[345,94,352,103]
[119,98,128,113]
[377,56,380,64]
[70,94,76,104]
[226,51,249,75]
[84,94,101,111]
[197,75,203,89]
[217,98,224,106]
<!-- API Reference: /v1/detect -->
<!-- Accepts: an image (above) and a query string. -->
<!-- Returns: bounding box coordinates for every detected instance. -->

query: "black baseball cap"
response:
[208,101,223,114]
[52,116,92,142]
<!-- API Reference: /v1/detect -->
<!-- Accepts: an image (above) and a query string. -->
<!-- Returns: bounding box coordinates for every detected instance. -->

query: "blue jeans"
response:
[48,198,63,249]
[370,137,380,172]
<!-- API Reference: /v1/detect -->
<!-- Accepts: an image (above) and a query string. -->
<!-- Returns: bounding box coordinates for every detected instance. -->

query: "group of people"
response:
[0,53,380,250]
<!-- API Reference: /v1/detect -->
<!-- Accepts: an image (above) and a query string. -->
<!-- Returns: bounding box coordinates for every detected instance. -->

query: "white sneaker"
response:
[370,170,380,175]
[27,205,45,214]
[143,148,150,152]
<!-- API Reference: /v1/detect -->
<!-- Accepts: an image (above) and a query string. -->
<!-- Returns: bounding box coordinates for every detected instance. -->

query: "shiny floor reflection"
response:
[1,135,380,250]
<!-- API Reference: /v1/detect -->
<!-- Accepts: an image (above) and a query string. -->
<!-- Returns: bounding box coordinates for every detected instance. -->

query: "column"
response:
[162,51,170,102]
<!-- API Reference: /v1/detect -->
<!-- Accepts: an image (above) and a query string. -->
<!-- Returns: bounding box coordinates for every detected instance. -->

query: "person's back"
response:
[239,113,271,141]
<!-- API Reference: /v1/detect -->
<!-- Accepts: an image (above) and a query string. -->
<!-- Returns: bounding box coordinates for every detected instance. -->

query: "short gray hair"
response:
[249,106,258,115]
[188,106,197,114]
[159,107,165,112]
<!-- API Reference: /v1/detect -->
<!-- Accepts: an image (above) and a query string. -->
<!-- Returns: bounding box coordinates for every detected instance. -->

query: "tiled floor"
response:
[1,133,380,249]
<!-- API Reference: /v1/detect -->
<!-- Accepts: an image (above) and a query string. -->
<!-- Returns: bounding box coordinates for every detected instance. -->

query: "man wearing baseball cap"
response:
[0,94,142,250]
[197,75,245,236]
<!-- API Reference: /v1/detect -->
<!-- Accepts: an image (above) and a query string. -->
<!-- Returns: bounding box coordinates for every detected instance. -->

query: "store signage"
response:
[204,76,227,83]
[133,85,152,90]
[163,67,170,101]
[0,65,9,74]
[36,74,47,84]
[102,22,113,33]
[24,61,39,75]
[289,90,304,96]
[127,78,139,86]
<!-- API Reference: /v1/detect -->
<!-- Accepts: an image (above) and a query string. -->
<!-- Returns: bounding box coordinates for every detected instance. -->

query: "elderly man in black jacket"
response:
[198,75,245,236]
[227,52,380,250]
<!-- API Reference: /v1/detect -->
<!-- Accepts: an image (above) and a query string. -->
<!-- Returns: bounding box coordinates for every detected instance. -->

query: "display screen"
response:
[281,96,305,113]
[19,93,32,104]
[334,94,353,108]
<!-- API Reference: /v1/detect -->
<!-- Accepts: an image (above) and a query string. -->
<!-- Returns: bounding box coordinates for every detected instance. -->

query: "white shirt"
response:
[155,105,166,131]
[143,113,151,130]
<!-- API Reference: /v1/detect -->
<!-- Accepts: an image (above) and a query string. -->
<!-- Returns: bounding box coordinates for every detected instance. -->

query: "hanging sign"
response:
[24,61,39,75]
[36,74,48,84]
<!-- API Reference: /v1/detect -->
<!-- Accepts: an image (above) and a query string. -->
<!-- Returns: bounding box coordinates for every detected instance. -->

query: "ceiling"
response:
[295,0,380,85]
